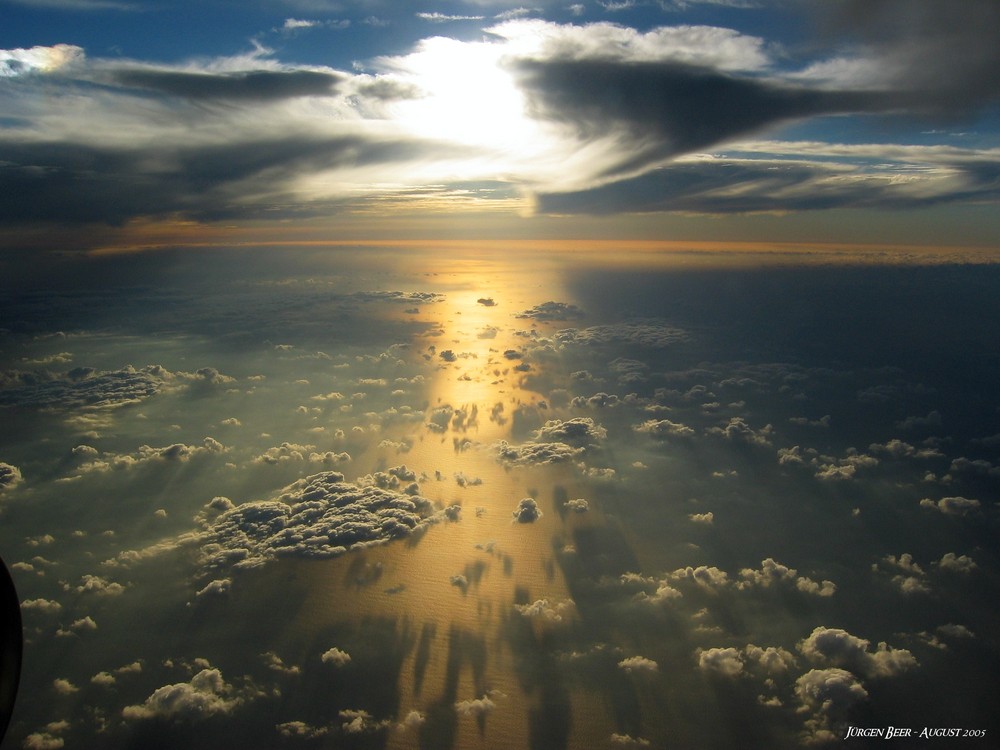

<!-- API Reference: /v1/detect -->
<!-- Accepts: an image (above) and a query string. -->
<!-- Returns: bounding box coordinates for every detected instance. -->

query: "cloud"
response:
[514,598,574,621]
[0,364,233,412]
[697,647,744,676]
[73,437,226,474]
[670,565,729,591]
[564,498,589,513]
[512,497,543,523]
[737,558,836,597]
[0,44,83,77]
[533,148,1000,216]
[688,512,713,524]
[23,731,65,749]
[512,55,880,181]
[0,99,459,228]
[195,579,231,598]
[633,418,694,438]
[936,623,975,640]
[52,678,78,695]
[919,496,980,515]
[0,461,23,491]
[555,321,688,347]
[56,616,97,636]
[320,647,351,667]
[21,598,62,614]
[706,417,774,447]
[111,68,341,101]
[744,644,797,674]
[340,709,390,734]
[937,552,977,573]
[628,575,683,605]
[617,655,658,674]
[811,0,1000,115]
[251,442,315,465]
[454,695,495,717]
[417,12,485,22]
[610,734,651,748]
[488,19,771,72]
[797,626,917,678]
[122,668,256,720]
[516,301,585,321]
[533,416,606,446]
[70,574,125,596]
[276,721,328,739]
[794,668,868,744]
[494,440,584,466]
[200,470,441,572]
[398,710,426,730]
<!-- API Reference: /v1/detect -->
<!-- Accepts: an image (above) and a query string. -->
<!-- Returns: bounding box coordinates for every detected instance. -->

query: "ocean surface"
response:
[1,244,998,749]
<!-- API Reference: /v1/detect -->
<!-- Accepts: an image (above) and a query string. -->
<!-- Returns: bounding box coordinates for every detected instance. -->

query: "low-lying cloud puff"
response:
[670,565,730,590]
[494,440,584,466]
[21,598,62,615]
[794,668,868,744]
[938,552,977,573]
[697,644,797,678]
[555,321,688,348]
[454,695,495,718]
[617,655,658,674]
[0,364,233,411]
[516,301,585,321]
[706,417,774,447]
[200,471,440,572]
[122,668,255,720]
[514,598,573,622]
[919,496,981,515]
[0,462,23,490]
[697,647,744,677]
[320,647,351,667]
[737,558,837,597]
[340,708,390,734]
[634,419,695,438]
[512,497,543,523]
[73,438,226,474]
[797,627,917,678]
[534,416,607,446]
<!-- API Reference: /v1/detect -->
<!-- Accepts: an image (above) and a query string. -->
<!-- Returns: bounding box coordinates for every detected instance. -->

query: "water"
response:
[1,244,998,748]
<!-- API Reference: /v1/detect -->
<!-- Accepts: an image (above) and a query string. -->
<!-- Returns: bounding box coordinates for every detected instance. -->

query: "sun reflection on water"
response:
[283,254,609,748]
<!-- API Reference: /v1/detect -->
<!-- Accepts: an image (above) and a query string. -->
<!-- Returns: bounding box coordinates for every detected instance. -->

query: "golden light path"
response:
[270,252,612,748]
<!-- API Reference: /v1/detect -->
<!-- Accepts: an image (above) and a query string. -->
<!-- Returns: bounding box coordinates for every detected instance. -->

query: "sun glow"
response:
[380,37,551,161]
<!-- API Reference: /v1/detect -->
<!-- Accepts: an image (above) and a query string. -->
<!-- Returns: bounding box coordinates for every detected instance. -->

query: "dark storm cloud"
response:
[535,155,1000,216]
[513,57,882,178]
[111,69,342,101]
[822,0,1000,114]
[0,134,464,226]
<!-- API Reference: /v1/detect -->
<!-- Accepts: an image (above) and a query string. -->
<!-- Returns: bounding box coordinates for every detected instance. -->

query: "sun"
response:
[381,36,548,160]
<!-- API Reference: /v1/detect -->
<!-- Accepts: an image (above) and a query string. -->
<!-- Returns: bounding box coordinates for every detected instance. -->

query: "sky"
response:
[3,0,1000,253]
